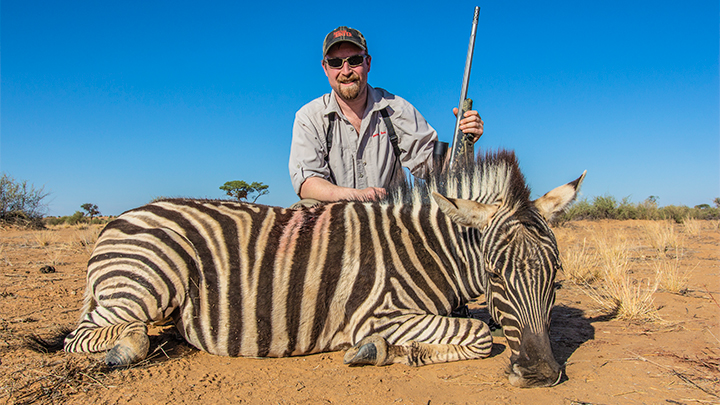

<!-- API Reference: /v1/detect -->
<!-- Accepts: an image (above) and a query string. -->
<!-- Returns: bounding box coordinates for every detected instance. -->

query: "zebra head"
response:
[432,169,586,388]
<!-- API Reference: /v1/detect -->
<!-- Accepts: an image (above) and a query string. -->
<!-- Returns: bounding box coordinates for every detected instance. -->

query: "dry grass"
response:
[562,221,703,321]
[682,217,702,236]
[561,238,601,284]
[583,273,660,322]
[0,243,11,266]
[31,230,74,267]
[1,356,111,404]
[31,231,58,248]
[653,250,695,294]
[575,230,661,321]
[73,226,101,254]
[593,231,632,280]
[643,221,681,254]
[43,246,70,267]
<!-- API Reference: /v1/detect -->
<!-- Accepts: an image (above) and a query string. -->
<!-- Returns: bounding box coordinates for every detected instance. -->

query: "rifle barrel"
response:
[448,6,480,169]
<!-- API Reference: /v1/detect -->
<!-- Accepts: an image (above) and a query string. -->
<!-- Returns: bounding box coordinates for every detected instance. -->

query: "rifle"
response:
[447,6,480,170]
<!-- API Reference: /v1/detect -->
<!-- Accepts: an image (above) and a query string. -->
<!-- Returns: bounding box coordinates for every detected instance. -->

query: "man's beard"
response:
[336,73,362,100]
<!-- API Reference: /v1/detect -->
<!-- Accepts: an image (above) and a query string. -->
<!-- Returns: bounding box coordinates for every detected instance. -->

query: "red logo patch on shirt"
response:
[372,131,386,138]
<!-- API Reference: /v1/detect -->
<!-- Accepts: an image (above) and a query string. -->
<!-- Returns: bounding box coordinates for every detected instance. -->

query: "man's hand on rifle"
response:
[453,108,484,144]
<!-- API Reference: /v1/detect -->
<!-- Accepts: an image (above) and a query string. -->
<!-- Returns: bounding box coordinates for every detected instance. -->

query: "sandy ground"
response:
[0,219,718,405]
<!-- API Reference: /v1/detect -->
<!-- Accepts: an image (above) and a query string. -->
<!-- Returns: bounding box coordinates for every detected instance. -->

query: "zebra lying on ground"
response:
[58,150,584,388]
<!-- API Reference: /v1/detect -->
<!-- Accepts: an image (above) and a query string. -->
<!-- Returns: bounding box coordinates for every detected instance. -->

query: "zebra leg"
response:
[344,314,493,367]
[64,305,151,367]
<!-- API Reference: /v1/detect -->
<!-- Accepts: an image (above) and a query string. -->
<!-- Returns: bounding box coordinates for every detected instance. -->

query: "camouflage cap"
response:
[323,26,368,57]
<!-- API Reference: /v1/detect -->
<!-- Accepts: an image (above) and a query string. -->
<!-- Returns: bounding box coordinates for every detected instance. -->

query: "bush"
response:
[0,173,49,228]
[591,195,617,219]
[659,205,690,223]
[44,213,111,227]
[557,195,720,223]
[44,216,65,226]
[67,211,85,225]
[562,198,593,221]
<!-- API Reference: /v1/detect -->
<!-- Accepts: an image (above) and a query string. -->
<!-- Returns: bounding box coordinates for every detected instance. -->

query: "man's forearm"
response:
[299,177,385,202]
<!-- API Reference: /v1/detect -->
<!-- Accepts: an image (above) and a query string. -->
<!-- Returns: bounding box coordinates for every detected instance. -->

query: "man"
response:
[289,26,484,206]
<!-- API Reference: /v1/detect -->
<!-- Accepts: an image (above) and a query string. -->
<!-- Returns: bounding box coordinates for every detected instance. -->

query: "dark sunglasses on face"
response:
[325,54,366,69]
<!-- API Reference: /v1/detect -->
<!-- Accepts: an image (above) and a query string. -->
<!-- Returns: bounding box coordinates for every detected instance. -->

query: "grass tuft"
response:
[561,238,601,284]
[643,221,681,254]
[32,231,58,247]
[0,243,11,266]
[682,217,701,236]
[653,250,695,295]
[74,226,100,254]
[577,231,661,321]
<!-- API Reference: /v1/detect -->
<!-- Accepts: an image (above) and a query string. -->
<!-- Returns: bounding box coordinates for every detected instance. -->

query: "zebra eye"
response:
[489,272,502,282]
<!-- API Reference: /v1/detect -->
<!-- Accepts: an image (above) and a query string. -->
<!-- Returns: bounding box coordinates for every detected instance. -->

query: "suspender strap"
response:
[379,107,402,158]
[325,111,336,161]
[325,108,401,158]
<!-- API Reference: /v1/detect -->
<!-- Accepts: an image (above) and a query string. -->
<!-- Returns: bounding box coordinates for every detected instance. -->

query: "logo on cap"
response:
[323,26,367,57]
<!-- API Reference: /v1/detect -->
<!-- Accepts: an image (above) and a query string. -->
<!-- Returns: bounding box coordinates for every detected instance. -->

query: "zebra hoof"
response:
[343,335,389,366]
[105,332,149,368]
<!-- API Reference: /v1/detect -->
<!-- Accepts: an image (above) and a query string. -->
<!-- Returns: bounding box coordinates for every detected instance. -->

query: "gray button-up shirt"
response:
[289,85,437,196]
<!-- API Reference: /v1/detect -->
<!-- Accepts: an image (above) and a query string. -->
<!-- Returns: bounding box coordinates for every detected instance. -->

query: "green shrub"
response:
[44,216,65,226]
[558,195,720,223]
[561,198,593,221]
[590,195,617,219]
[67,211,85,225]
[0,173,49,228]
[660,205,690,223]
[616,197,639,220]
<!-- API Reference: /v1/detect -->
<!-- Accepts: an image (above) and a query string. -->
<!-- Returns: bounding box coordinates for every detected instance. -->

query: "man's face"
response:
[323,42,371,102]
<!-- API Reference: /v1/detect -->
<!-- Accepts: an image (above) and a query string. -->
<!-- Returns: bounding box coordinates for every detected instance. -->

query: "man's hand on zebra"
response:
[300,176,387,202]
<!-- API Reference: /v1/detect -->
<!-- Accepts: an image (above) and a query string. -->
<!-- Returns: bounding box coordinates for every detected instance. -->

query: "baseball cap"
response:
[322,26,368,57]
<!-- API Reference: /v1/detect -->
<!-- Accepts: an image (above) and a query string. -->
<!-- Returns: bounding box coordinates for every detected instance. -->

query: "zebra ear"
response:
[432,192,500,229]
[533,170,587,222]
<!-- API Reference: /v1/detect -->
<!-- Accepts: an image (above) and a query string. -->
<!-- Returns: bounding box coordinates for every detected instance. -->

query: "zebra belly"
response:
[171,303,353,358]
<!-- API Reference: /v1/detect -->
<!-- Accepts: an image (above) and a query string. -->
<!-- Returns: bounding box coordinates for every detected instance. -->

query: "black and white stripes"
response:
[63,150,585,387]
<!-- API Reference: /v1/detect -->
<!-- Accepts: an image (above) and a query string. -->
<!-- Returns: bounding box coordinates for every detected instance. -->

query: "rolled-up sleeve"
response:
[288,107,331,196]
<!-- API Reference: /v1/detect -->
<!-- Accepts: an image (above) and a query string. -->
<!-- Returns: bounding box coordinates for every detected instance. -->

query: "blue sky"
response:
[2,1,718,216]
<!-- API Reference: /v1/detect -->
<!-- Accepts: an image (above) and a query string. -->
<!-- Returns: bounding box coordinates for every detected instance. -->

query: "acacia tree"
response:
[220,181,269,203]
[81,203,100,223]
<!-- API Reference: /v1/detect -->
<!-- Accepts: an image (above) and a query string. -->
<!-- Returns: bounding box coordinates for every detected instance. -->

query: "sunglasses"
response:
[324,54,367,69]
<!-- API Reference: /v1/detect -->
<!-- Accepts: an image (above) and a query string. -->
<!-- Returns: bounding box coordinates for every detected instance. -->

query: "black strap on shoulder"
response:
[325,112,336,162]
[325,108,401,159]
[379,107,402,158]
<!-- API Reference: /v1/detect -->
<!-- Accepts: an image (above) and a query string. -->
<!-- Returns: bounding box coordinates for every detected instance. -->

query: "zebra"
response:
[60,150,584,388]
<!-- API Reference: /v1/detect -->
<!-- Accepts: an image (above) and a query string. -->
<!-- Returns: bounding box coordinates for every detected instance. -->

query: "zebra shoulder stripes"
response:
[60,150,584,388]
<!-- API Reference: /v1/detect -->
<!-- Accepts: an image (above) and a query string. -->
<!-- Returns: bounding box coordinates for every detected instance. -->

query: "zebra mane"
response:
[384,149,533,214]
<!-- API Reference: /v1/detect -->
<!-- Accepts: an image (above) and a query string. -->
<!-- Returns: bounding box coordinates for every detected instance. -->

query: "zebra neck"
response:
[420,204,485,301]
